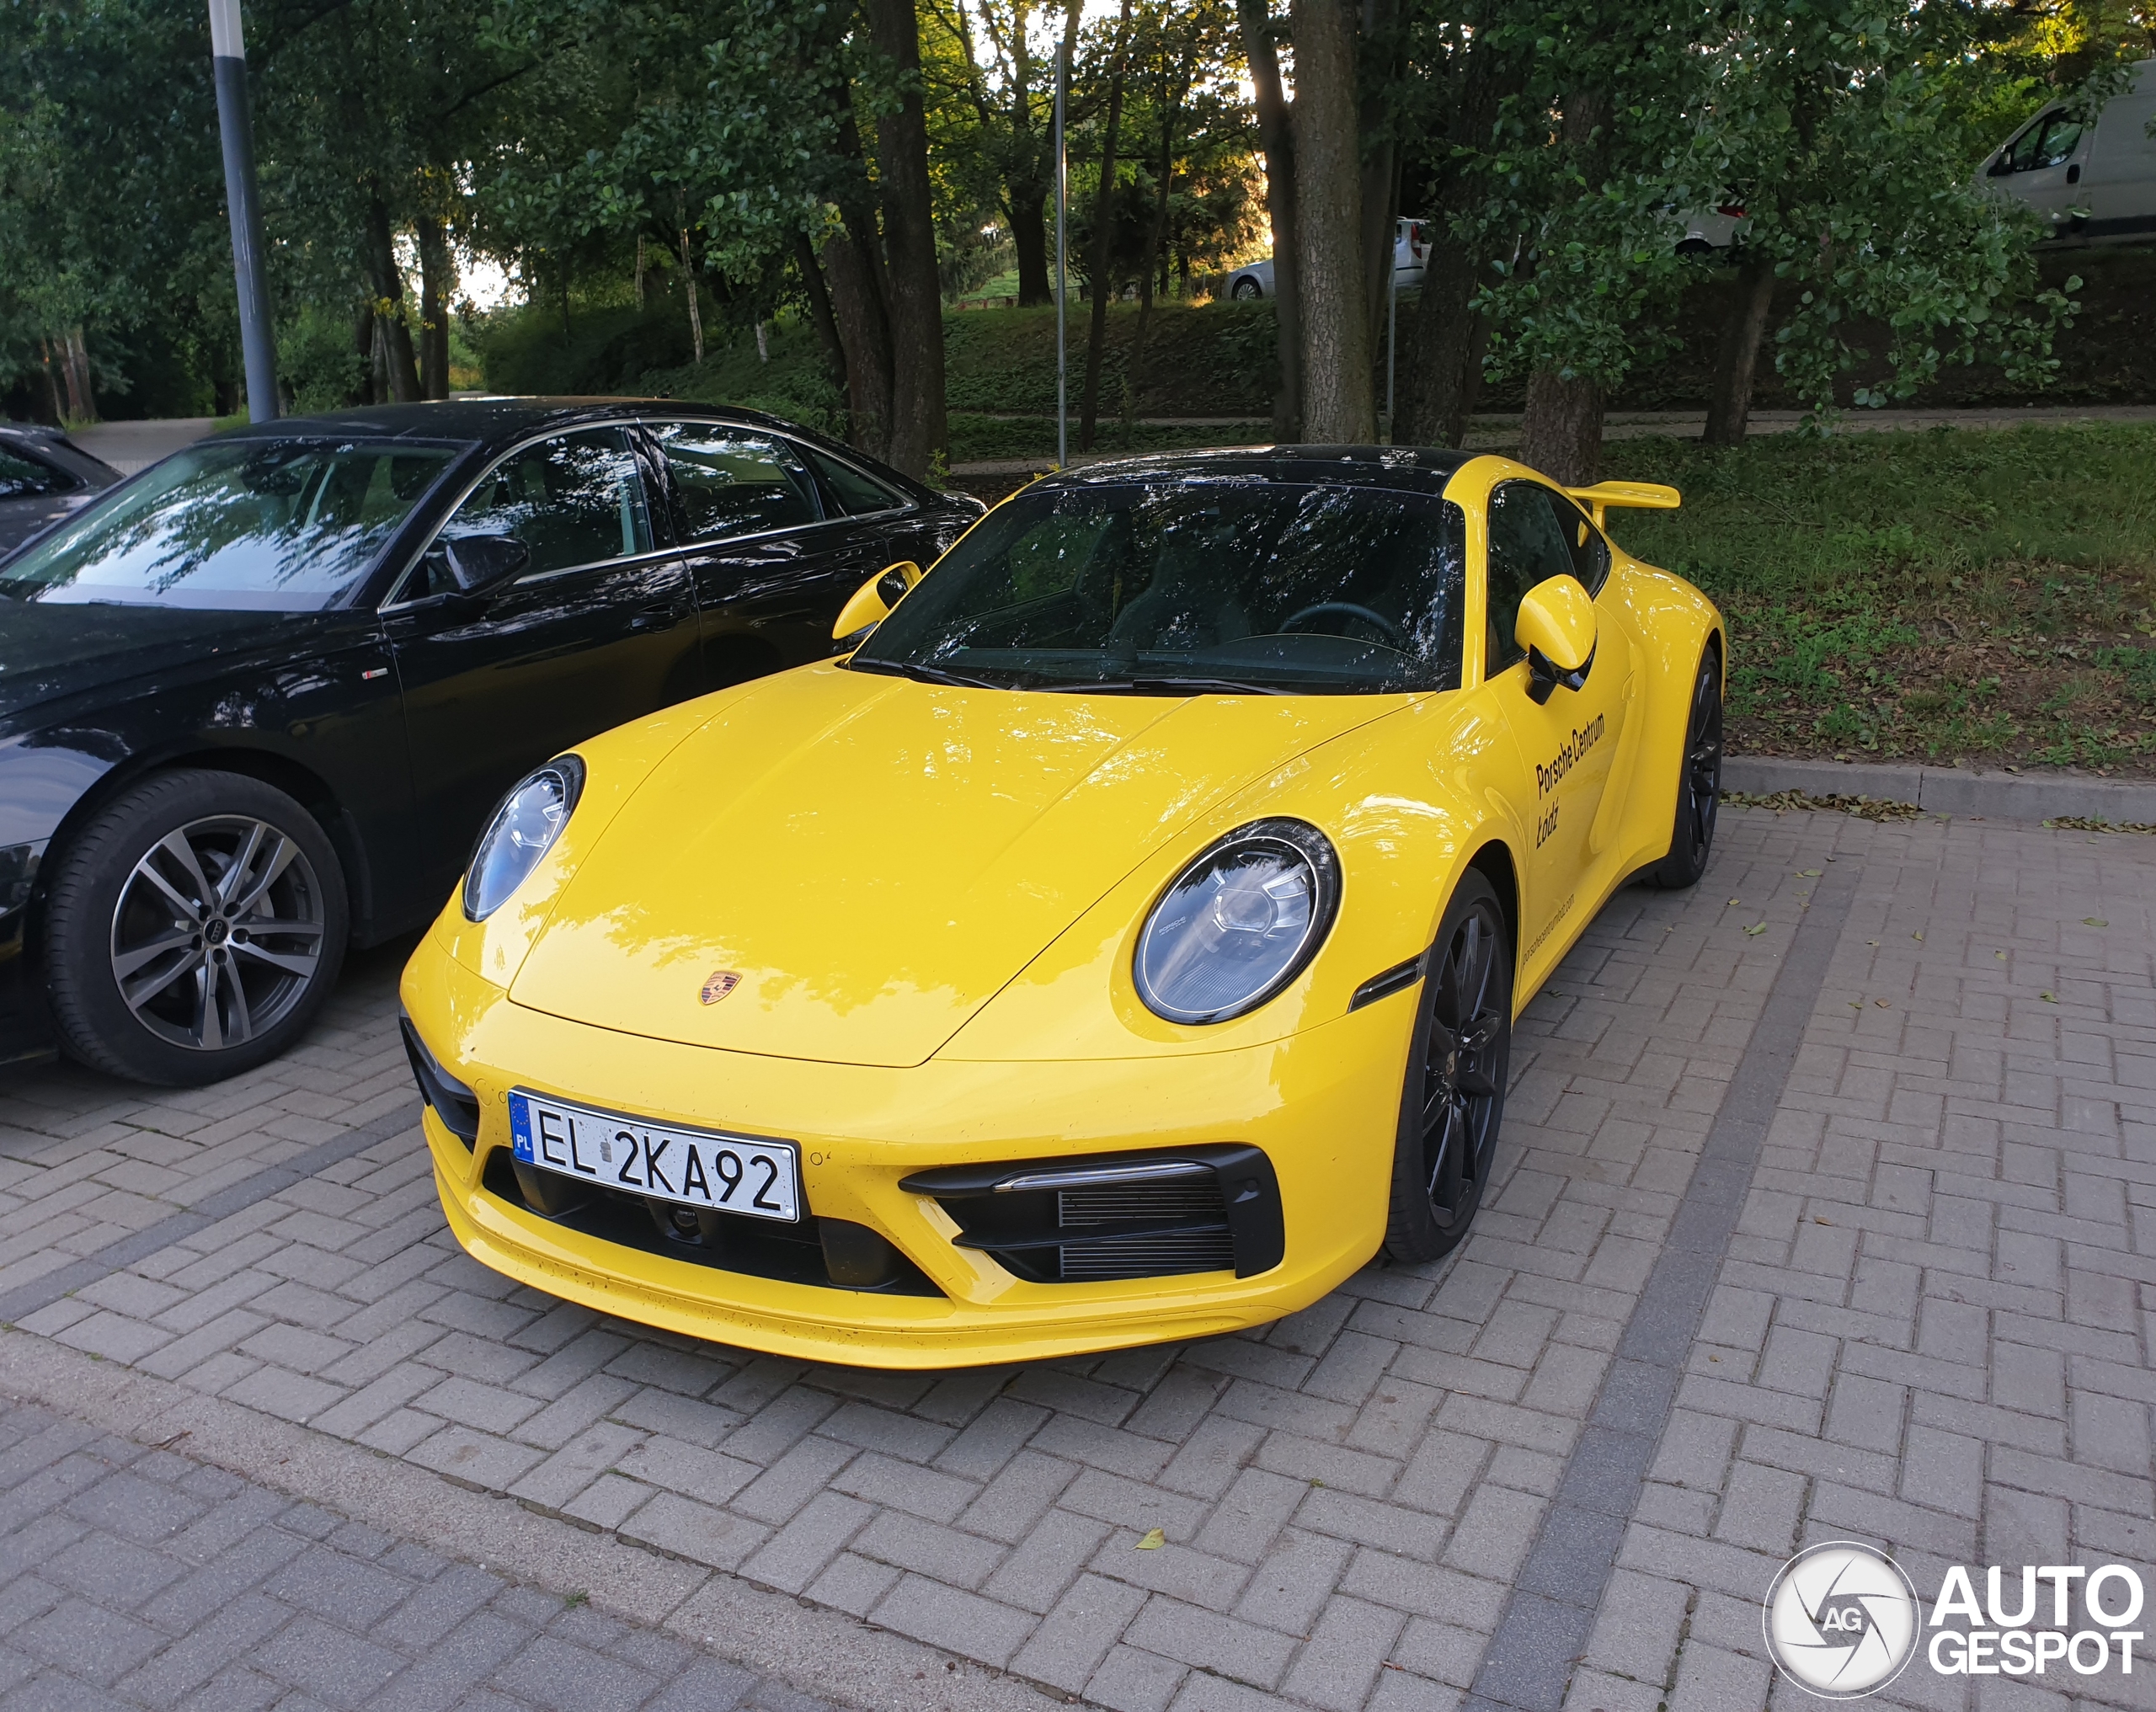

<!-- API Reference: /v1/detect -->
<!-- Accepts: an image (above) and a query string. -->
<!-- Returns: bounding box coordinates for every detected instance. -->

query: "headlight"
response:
[462,756,585,921]
[1134,819,1340,1024]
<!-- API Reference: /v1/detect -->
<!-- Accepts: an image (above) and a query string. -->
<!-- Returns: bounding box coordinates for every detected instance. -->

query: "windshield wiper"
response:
[1027,675,1294,696]
[851,658,1006,691]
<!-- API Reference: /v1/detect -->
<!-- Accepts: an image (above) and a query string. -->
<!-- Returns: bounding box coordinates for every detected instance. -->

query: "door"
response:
[1988,107,2091,234]
[646,422,936,687]
[1480,479,1633,966]
[382,425,700,916]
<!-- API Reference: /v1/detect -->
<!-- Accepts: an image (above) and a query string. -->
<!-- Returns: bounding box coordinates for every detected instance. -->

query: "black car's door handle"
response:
[628,600,690,632]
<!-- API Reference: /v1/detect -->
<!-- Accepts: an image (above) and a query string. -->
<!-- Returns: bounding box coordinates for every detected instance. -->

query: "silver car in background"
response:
[1225,218,1430,300]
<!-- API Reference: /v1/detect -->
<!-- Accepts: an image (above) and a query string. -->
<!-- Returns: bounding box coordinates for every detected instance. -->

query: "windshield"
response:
[852,479,1466,695]
[0,439,457,611]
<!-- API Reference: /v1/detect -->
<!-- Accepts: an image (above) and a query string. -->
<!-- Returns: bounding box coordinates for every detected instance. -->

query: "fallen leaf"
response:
[1136,1528,1166,1550]
[1875,1000,1890,1008]
[2084,918,2108,927]
[1744,924,1767,936]
[2041,991,2058,1004]
[1796,869,1820,877]
[1913,931,1924,941]
[1708,1354,1720,1363]
[1815,1217,1832,1225]
[1727,898,1742,906]
[1995,951,2007,959]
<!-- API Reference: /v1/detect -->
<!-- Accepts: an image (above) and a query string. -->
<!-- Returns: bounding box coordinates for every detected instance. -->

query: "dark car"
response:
[0,398,985,1084]
[0,424,121,556]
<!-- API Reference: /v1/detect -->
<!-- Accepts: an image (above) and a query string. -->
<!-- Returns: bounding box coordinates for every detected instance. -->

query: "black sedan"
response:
[0,424,120,556]
[0,398,983,1084]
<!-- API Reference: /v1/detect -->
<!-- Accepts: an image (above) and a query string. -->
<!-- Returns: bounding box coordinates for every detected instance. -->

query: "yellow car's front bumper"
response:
[404,936,1414,1368]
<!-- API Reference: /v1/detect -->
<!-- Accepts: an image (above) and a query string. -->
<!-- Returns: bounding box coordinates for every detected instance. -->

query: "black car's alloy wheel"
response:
[45,770,348,1085]
[1384,869,1512,1264]
[1649,641,1724,889]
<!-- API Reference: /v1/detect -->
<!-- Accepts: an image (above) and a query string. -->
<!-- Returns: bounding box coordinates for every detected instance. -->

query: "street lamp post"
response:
[208,0,278,422]
[1054,45,1068,471]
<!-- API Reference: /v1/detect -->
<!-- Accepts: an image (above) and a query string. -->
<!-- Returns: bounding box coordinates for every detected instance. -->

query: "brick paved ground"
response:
[2,806,2152,1712]
[0,1395,831,1712]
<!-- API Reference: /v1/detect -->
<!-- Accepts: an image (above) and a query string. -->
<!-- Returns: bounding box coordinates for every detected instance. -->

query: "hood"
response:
[0,600,307,726]
[508,664,1401,1067]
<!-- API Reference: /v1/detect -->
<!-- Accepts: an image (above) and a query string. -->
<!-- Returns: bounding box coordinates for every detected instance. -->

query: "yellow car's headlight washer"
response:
[1134,817,1340,1025]
[464,754,584,921]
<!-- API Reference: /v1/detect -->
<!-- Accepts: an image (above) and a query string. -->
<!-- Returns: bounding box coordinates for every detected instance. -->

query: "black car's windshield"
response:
[0,439,457,611]
[851,478,1466,695]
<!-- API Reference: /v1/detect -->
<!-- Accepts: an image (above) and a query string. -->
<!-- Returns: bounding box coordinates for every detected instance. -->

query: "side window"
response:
[0,445,70,499]
[2003,109,2084,173]
[803,445,910,517]
[650,422,820,542]
[411,428,653,598]
[1484,481,1574,673]
[1550,490,1612,596]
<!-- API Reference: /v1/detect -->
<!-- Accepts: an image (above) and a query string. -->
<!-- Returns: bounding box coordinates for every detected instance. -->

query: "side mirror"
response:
[831,559,922,643]
[1515,574,1597,705]
[442,533,531,594]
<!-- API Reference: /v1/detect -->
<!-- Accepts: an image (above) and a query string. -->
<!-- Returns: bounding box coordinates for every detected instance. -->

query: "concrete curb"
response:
[0,1331,1059,1712]
[1723,755,2156,824]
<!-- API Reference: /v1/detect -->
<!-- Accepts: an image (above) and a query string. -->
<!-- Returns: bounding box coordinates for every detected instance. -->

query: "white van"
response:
[1977,60,2156,244]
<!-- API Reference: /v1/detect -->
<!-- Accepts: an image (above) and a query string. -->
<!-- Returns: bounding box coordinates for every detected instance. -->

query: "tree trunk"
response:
[351,302,375,405]
[1237,0,1299,441]
[794,232,850,401]
[59,328,96,424]
[37,340,64,424]
[1357,0,1401,369]
[1517,368,1604,486]
[1289,0,1372,443]
[1080,0,1134,452]
[862,0,947,479]
[1398,243,1484,447]
[1517,88,1611,483]
[820,98,898,457]
[635,235,648,308]
[361,195,421,403]
[1011,186,1053,306]
[1703,254,1776,446]
[415,217,453,401]
[680,230,705,364]
[1123,74,1184,442]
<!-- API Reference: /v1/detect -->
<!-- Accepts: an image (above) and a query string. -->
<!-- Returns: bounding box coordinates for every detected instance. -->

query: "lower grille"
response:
[901,1146,1283,1284]
[479,1147,942,1296]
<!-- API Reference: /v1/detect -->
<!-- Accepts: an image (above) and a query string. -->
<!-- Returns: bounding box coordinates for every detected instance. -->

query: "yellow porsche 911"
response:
[400,447,1723,1367]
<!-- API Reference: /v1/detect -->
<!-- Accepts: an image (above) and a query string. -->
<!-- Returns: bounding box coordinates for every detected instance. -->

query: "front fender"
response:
[938,689,1526,1063]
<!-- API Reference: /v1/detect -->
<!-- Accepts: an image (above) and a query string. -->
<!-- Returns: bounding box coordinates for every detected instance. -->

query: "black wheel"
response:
[1231,277,1263,301]
[45,769,348,1085]
[1647,641,1723,889]
[1383,870,1512,1264]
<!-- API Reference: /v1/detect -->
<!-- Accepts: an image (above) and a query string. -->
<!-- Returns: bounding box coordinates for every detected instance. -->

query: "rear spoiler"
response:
[1565,481,1681,530]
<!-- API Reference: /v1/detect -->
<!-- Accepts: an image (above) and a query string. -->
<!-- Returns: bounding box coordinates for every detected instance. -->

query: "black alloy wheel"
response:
[1383,869,1513,1264]
[1649,641,1724,889]
[45,769,348,1085]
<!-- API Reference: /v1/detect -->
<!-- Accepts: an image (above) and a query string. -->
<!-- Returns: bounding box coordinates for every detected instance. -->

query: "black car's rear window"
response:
[0,439,457,610]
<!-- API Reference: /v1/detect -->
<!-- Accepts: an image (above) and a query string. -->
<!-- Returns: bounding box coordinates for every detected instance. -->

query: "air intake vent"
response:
[1057,1181,1236,1281]
[900,1145,1283,1284]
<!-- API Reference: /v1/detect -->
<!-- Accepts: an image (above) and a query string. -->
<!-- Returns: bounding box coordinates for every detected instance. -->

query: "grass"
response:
[1602,424,2156,775]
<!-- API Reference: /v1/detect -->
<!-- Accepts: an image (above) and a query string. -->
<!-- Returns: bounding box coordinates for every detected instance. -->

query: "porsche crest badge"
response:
[699,970,742,1005]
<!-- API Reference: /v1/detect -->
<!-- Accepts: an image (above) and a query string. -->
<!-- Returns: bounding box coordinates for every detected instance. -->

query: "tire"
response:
[45,769,349,1085]
[1646,640,1724,889]
[1231,277,1262,301]
[1383,869,1513,1265]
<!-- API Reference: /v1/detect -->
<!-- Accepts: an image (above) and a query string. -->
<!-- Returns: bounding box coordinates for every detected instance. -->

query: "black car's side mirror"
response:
[442,534,531,594]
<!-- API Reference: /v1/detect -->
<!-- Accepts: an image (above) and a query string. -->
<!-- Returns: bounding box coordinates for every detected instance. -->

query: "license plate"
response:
[508,1091,801,1224]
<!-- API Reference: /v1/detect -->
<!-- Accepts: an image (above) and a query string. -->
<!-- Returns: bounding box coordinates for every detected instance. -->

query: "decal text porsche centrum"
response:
[1534,713,1607,797]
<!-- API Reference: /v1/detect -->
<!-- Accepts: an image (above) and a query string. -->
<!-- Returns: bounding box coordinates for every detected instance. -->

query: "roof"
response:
[1038,445,1476,496]
[213,396,800,448]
